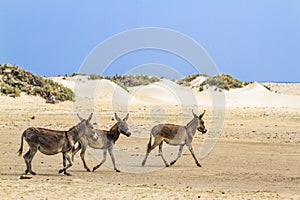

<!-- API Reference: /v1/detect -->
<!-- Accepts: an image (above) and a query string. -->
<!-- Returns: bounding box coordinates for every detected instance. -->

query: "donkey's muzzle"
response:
[92,134,99,141]
[125,132,131,137]
[198,128,207,134]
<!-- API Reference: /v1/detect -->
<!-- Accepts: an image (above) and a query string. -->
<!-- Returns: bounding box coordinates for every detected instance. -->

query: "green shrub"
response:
[71,72,86,77]
[199,85,204,92]
[86,74,161,93]
[115,74,160,87]
[88,74,103,80]
[177,74,209,86]
[201,74,243,91]
[0,64,74,101]
[262,84,272,91]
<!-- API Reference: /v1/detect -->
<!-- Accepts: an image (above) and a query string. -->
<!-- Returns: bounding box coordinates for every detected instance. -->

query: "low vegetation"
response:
[178,73,246,91]
[114,74,160,87]
[176,74,209,86]
[262,84,272,91]
[0,63,251,98]
[0,64,74,101]
[88,74,160,92]
[200,74,244,91]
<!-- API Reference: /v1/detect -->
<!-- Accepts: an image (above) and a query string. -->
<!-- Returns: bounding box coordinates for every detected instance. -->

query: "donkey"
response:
[141,110,207,167]
[17,113,98,176]
[72,113,131,172]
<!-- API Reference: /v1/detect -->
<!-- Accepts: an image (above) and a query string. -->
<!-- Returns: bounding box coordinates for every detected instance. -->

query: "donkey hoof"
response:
[92,167,97,172]
[170,161,176,166]
[197,163,202,167]
[86,168,91,172]
[30,171,37,175]
[64,172,71,176]
[165,164,170,167]
[115,169,120,173]
[25,170,29,175]
[58,169,64,174]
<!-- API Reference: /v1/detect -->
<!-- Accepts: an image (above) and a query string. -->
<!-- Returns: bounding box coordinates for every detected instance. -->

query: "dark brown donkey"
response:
[17,113,98,176]
[142,110,207,167]
[72,113,131,172]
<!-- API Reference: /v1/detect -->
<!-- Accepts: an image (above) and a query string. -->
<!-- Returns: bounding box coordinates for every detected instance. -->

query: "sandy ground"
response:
[0,78,300,199]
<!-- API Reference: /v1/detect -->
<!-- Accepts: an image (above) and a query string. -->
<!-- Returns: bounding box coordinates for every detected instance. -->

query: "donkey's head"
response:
[114,113,131,137]
[76,113,98,141]
[192,110,207,134]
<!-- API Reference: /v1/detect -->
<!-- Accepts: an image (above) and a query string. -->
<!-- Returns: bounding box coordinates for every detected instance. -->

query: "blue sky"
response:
[1,0,299,82]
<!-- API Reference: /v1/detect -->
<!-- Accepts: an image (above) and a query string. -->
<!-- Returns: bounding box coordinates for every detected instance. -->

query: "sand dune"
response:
[129,79,198,105]
[263,82,300,96]
[52,76,142,104]
[50,76,300,108]
[225,82,300,107]
[229,82,269,93]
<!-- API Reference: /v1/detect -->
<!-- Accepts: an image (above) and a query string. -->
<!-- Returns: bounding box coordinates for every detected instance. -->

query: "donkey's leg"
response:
[108,147,120,172]
[64,153,73,176]
[93,150,107,172]
[141,152,150,166]
[60,154,72,175]
[58,153,73,176]
[170,144,184,166]
[188,145,201,167]
[59,154,66,174]
[72,142,81,161]
[63,154,66,168]
[80,144,90,172]
[158,142,169,167]
[141,137,162,166]
[23,149,31,175]
[27,148,37,175]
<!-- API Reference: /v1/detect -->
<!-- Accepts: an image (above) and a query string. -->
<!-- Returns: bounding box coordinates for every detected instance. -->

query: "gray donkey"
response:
[142,110,207,167]
[18,113,98,176]
[72,113,131,172]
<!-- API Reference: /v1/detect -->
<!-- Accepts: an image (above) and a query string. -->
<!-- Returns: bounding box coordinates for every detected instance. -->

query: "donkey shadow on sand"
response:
[18,113,98,176]
[142,110,207,168]
[72,113,131,172]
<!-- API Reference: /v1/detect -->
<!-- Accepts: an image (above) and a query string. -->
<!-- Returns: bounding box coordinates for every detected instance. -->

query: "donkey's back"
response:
[151,123,187,144]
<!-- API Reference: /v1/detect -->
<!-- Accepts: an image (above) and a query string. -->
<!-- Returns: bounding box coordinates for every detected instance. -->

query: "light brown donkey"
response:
[141,110,207,167]
[17,113,98,176]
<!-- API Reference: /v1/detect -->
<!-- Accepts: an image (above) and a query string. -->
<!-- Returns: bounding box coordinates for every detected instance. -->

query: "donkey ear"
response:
[123,113,129,121]
[114,112,121,122]
[87,113,93,122]
[77,113,84,121]
[199,110,206,119]
[192,109,198,118]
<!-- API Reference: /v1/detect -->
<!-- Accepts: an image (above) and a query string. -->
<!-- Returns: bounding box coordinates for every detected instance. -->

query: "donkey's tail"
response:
[146,133,152,152]
[17,131,25,156]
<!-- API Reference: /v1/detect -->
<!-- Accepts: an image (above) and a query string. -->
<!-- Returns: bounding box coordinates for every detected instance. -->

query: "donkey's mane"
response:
[67,125,76,132]
[68,120,86,132]
[106,123,119,141]
[108,123,118,132]
[186,117,198,128]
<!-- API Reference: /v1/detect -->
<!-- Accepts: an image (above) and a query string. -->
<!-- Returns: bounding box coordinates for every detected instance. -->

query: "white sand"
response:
[49,76,300,108]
